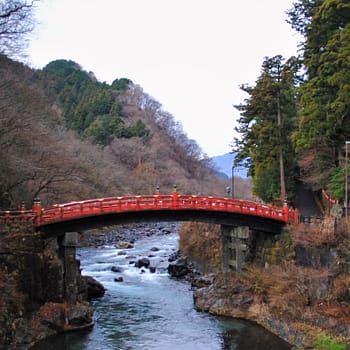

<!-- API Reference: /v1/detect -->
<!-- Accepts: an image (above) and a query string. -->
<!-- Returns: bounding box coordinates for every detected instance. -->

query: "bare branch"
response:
[0,0,39,57]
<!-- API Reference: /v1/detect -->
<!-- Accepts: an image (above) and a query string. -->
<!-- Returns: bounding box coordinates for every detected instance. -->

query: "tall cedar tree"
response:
[289,0,350,198]
[233,55,299,204]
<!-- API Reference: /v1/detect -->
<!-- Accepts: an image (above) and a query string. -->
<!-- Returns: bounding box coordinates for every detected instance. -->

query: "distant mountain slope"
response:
[211,153,248,178]
[0,56,229,208]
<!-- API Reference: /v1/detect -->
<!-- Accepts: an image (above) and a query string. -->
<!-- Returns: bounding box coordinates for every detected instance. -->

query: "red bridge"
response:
[0,190,298,234]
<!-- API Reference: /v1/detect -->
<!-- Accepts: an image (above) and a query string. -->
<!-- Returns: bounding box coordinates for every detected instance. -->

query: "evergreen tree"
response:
[233,55,299,203]
[111,78,132,91]
[42,59,150,146]
[289,0,350,194]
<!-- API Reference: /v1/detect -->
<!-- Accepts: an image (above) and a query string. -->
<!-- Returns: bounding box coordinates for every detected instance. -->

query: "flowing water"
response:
[32,231,291,350]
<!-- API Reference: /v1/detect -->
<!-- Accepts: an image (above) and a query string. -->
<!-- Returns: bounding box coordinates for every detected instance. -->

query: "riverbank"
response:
[179,220,350,349]
[0,223,96,349]
[0,222,179,349]
[31,224,292,350]
[3,219,349,349]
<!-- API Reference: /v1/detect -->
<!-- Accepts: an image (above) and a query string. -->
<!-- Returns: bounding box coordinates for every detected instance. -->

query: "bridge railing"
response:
[174,195,289,221]
[39,195,177,224]
[0,193,299,226]
[0,209,36,224]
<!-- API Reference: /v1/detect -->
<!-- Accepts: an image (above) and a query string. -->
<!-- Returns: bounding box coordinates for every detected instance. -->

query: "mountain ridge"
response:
[211,153,248,179]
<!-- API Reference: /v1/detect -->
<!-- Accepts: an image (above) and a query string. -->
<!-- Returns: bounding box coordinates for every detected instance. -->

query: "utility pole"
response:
[231,163,234,198]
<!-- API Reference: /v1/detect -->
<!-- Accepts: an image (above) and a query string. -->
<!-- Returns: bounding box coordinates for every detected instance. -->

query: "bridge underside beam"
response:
[38,209,285,237]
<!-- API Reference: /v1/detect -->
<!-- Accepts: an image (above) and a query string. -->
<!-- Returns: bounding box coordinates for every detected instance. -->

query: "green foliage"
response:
[111,78,132,91]
[43,60,149,145]
[286,0,323,37]
[314,334,347,350]
[282,230,293,243]
[84,115,150,145]
[253,161,281,203]
[233,55,298,203]
[290,0,350,194]
[327,167,345,200]
[84,115,116,145]
[127,120,150,140]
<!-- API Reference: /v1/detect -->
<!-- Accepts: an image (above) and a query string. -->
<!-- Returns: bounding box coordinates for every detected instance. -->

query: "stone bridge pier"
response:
[221,225,280,272]
[221,225,252,272]
[59,232,80,303]
[59,226,281,284]
[0,225,95,347]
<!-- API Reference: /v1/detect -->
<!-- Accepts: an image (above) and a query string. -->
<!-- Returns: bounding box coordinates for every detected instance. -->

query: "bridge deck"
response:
[0,194,298,228]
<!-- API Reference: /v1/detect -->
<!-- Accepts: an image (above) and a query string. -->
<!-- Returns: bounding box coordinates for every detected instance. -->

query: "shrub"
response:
[314,334,347,350]
[292,216,337,247]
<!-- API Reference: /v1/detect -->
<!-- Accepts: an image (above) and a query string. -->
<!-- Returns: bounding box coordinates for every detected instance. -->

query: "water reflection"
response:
[219,317,291,350]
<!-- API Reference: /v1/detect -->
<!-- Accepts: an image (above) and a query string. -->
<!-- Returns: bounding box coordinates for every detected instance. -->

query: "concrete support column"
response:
[221,225,251,272]
[61,232,79,303]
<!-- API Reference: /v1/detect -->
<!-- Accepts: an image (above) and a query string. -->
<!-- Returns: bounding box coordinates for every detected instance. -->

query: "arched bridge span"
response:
[0,191,299,273]
[0,192,298,235]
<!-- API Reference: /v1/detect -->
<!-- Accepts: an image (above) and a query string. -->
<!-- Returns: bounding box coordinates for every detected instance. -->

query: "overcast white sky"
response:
[27,0,301,157]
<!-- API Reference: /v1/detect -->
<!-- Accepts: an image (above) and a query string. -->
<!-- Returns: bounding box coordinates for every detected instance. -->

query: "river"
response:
[32,229,291,350]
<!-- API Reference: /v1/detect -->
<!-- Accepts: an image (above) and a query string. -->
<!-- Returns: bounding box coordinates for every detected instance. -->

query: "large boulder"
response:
[168,257,190,277]
[83,276,106,299]
[168,250,182,262]
[116,241,134,249]
[111,266,123,273]
[135,258,150,268]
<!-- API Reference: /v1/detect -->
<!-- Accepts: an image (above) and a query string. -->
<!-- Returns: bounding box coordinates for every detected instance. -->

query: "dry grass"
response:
[330,274,350,303]
[179,222,222,271]
[292,216,338,247]
[180,216,350,345]
[238,264,333,318]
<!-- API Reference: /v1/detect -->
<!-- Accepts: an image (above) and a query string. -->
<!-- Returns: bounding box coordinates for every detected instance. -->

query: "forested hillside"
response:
[4,0,350,212]
[233,0,350,207]
[0,55,252,209]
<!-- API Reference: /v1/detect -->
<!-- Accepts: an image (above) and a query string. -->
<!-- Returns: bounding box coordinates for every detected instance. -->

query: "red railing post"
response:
[117,197,122,211]
[5,211,10,223]
[154,187,160,208]
[153,194,159,208]
[32,198,42,226]
[282,202,289,223]
[294,208,299,224]
[20,201,26,221]
[172,185,179,208]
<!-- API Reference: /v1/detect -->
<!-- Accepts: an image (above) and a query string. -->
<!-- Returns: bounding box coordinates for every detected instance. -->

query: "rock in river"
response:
[135,258,151,268]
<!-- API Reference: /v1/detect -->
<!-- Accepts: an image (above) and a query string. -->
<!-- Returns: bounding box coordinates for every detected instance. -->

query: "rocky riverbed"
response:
[79,222,297,348]
[0,222,180,349]
[78,222,177,247]
[3,220,348,349]
[177,221,350,349]
[68,221,350,349]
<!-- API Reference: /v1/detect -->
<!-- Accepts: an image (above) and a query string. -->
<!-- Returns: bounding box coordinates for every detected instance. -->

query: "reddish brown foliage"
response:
[179,222,222,272]
[292,217,338,247]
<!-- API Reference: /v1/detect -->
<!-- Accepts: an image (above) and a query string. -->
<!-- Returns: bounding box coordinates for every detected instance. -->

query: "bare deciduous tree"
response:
[0,0,38,57]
